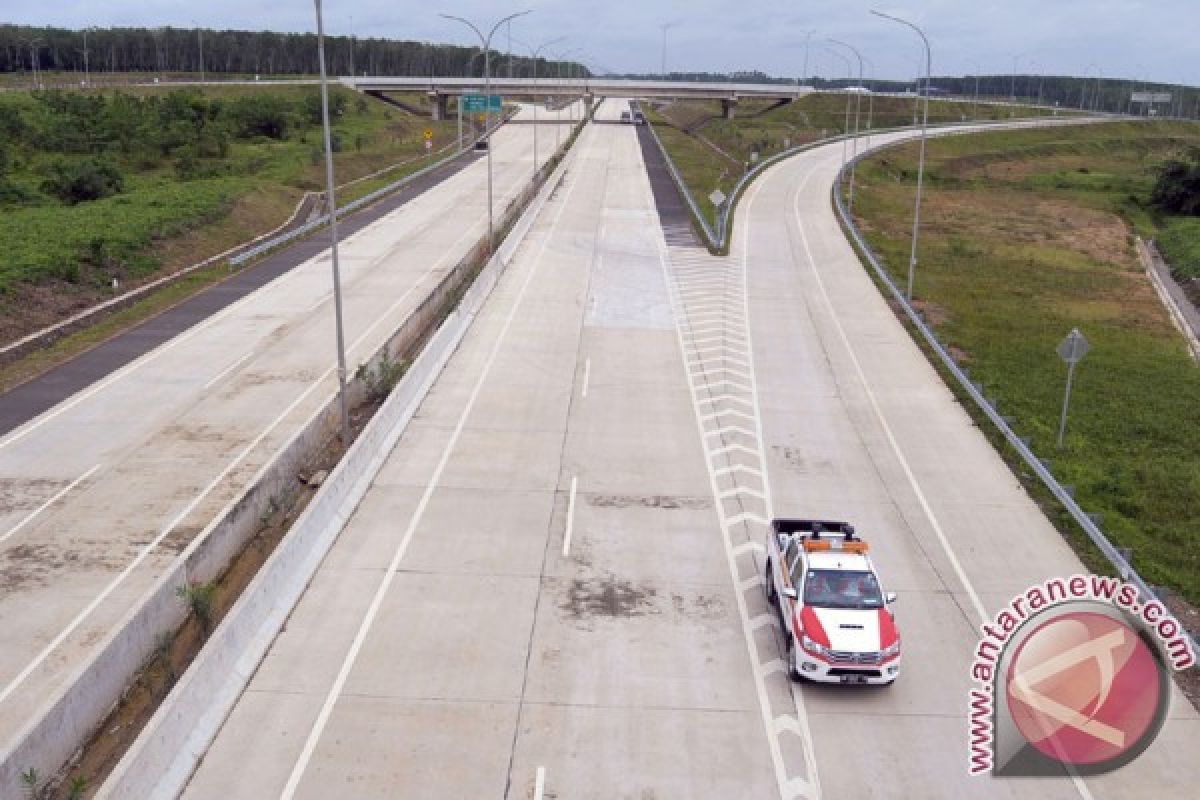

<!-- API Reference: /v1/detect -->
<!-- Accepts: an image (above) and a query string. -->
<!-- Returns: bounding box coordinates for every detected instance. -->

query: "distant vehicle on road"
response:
[473,138,489,151]
[764,518,900,685]
[633,110,647,125]
[620,110,632,123]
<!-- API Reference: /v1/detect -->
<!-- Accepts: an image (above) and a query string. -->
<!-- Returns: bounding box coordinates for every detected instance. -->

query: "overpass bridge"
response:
[341,76,812,119]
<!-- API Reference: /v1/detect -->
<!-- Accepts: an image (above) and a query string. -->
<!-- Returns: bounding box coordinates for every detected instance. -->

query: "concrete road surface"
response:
[179,111,1198,799]
[0,103,578,754]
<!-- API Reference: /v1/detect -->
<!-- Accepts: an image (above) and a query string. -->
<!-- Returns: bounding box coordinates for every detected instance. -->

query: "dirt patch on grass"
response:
[924,191,1132,269]
[912,298,951,326]
[148,186,301,272]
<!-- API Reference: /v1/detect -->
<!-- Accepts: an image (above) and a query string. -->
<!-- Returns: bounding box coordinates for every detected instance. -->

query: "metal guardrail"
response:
[230,149,465,268]
[648,105,1183,616]
[830,150,1164,608]
[229,107,522,268]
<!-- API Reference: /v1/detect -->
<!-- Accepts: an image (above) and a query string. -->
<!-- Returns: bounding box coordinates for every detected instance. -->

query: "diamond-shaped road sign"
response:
[709,188,727,207]
[1057,328,1090,364]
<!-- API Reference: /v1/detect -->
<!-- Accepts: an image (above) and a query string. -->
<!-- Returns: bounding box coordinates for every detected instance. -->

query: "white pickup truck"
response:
[764,518,901,685]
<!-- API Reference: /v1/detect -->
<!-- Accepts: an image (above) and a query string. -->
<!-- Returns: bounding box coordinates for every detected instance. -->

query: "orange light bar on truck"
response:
[803,539,869,554]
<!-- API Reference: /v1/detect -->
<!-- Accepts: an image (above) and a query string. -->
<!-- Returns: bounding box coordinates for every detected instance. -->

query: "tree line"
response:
[2,25,1194,118]
[0,24,587,80]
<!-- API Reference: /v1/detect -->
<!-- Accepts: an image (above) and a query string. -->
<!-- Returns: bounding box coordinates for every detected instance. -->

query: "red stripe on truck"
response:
[877,608,899,649]
[799,606,831,648]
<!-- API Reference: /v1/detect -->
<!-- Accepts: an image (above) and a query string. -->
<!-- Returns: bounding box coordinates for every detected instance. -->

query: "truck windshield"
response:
[803,569,883,609]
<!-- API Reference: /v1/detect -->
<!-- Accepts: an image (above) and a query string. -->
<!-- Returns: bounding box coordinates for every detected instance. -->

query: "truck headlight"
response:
[881,640,900,659]
[801,634,831,658]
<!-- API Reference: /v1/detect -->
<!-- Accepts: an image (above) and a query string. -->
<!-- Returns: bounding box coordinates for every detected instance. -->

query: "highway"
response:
[0,102,579,756]
[174,105,1199,798]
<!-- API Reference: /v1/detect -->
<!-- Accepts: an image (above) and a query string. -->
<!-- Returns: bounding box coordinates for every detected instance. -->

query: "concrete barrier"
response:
[92,124,581,799]
[0,111,586,799]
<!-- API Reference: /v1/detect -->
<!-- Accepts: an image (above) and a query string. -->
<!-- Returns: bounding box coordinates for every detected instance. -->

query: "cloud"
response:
[4,0,1197,84]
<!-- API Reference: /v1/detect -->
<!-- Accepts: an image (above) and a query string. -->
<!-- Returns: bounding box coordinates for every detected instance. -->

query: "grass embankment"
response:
[647,93,1073,229]
[0,85,457,349]
[850,120,1200,603]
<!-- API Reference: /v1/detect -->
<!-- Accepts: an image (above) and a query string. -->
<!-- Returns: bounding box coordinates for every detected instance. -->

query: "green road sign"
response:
[462,94,503,113]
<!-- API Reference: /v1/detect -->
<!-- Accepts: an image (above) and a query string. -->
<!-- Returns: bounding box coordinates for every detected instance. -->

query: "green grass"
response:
[0,86,456,301]
[1158,217,1200,280]
[850,120,1200,603]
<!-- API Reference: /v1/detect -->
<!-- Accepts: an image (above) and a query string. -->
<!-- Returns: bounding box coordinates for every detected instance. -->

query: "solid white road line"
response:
[0,464,102,547]
[280,131,588,799]
[787,170,987,623]
[202,351,254,390]
[561,475,579,557]
[534,766,546,800]
[581,357,591,398]
[782,156,1097,800]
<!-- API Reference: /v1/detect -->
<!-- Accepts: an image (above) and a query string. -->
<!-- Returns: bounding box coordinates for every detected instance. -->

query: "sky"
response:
[4,0,1197,87]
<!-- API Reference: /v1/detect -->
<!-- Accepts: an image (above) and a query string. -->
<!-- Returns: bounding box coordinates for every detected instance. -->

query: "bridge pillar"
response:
[430,92,449,120]
[721,98,738,119]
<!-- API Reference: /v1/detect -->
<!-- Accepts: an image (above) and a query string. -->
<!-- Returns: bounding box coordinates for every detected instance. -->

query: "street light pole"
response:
[558,47,582,125]
[513,35,566,178]
[659,22,677,77]
[440,9,533,256]
[824,47,853,177]
[801,29,816,85]
[828,38,864,210]
[313,0,351,445]
[871,9,931,301]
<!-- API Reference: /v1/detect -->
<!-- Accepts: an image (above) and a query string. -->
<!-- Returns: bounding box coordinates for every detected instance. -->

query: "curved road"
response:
[156,107,1197,798]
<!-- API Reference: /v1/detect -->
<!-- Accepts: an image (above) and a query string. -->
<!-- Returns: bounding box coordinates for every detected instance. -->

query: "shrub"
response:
[176,580,218,633]
[227,95,295,140]
[40,158,124,205]
[1150,152,1200,216]
[303,89,347,124]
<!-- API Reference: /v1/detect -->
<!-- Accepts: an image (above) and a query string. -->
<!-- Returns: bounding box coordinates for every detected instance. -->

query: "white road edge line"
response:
[581,357,591,398]
[0,464,102,547]
[202,351,254,390]
[280,127,588,799]
[562,475,579,557]
[534,766,546,800]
